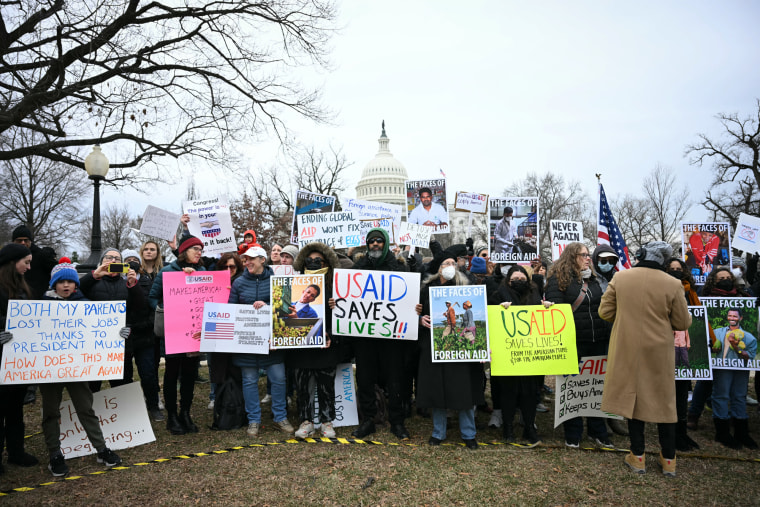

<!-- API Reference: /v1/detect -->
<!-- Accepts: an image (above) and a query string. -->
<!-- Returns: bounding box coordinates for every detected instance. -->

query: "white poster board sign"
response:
[554,355,623,427]
[313,363,359,429]
[359,218,396,245]
[397,222,433,248]
[271,265,296,276]
[139,205,181,241]
[342,198,403,230]
[183,197,236,255]
[1,300,126,385]
[199,302,270,354]
[59,383,156,458]
[550,220,584,261]
[296,211,361,249]
[454,192,489,214]
[332,269,420,341]
[733,213,760,255]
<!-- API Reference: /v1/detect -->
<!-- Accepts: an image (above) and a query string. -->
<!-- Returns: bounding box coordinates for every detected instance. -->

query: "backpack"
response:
[211,375,247,431]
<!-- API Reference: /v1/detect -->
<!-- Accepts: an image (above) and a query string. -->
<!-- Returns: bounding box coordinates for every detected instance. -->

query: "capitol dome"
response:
[355,122,408,206]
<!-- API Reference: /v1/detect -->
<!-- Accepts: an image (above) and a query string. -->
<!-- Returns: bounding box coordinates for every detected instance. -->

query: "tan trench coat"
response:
[599,267,691,423]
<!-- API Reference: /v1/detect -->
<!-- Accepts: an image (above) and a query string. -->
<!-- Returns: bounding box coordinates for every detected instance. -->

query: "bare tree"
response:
[504,172,595,259]
[267,144,352,210]
[686,99,760,229]
[0,1,337,186]
[79,203,139,255]
[0,149,87,251]
[610,194,657,252]
[642,165,691,246]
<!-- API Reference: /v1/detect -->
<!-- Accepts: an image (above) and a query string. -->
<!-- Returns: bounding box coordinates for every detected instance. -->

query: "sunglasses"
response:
[597,258,616,265]
[367,238,384,245]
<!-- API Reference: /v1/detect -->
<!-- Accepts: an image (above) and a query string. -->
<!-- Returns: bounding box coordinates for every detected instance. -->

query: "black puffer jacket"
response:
[127,273,157,350]
[79,272,146,331]
[544,274,610,343]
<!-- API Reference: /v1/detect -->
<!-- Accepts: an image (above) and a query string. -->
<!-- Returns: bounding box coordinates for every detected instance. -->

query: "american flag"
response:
[439,168,446,178]
[204,321,235,340]
[597,183,632,270]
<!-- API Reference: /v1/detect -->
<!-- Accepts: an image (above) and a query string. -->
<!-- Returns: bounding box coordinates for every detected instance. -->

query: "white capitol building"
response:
[354,121,408,206]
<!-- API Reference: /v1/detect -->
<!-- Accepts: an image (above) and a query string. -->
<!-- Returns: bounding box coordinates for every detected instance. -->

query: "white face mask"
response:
[441,266,456,280]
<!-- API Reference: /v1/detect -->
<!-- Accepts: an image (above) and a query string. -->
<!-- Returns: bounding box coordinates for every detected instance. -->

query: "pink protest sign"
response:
[163,270,231,354]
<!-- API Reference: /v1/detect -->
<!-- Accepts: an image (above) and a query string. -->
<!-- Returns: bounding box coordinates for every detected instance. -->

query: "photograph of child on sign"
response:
[271,274,325,348]
[681,223,731,285]
[429,285,489,362]
[489,197,539,263]
[675,306,712,380]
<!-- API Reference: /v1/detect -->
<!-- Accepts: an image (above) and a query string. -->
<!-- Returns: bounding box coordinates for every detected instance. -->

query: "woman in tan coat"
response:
[599,242,691,477]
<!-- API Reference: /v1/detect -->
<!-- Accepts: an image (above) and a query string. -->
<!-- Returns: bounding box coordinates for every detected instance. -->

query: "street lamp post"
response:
[81,145,110,269]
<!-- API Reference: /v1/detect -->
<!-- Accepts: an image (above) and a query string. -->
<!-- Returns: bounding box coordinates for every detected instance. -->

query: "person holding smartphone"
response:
[79,248,145,392]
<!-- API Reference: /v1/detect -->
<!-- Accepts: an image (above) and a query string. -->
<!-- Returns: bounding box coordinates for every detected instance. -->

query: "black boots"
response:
[714,418,741,449]
[733,418,758,449]
[675,420,699,451]
[179,408,199,433]
[351,420,376,439]
[166,409,186,435]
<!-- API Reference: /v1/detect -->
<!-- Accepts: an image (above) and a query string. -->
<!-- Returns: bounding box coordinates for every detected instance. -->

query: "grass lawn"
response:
[2,369,759,505]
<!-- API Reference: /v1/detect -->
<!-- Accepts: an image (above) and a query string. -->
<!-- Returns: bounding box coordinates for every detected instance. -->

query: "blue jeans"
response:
[688,380,712,417]
[233,359,287,424]
[712,369,749,419]
[431,408,476,441]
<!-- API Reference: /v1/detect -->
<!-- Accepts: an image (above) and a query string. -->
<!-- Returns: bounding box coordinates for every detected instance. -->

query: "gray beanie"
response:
[99,248,121,263]
[640,241,673,266]
[121,249,140,262]
[281,245,299,260]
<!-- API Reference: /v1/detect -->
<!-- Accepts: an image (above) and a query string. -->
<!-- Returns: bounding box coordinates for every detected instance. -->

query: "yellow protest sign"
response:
[488,304,579,376]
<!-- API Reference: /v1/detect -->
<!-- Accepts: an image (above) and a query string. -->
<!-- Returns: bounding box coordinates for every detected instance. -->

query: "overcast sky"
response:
[111,0,760,227]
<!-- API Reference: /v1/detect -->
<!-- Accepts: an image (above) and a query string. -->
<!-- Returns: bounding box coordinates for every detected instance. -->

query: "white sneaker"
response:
[321,421,336,438]
[747,396,758,406]
[207,400,215,410]
[488,409,503,428]
[246,422,260,437]
[261,394,272,404]
[295,421,315,438]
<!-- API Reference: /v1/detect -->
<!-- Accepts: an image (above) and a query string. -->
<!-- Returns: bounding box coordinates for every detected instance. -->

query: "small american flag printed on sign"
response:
[204,322,235,340]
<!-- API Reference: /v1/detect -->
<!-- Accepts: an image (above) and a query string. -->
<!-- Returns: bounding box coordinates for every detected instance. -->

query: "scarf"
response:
[709,287,738,297]
[681,280,701,305]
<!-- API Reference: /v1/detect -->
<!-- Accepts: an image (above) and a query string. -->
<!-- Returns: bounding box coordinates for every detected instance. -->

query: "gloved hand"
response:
[0,331,13,345]
[118,327,131,340]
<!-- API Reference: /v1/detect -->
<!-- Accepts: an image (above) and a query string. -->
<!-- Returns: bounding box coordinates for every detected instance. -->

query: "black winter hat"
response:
[0,243,31,266]
[12,225,34,242]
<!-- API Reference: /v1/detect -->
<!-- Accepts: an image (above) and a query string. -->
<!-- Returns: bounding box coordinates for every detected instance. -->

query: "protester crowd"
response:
[1,218,759,480]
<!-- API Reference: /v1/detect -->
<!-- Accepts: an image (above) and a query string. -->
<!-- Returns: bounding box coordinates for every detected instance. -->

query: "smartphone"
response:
[108,263,129,274]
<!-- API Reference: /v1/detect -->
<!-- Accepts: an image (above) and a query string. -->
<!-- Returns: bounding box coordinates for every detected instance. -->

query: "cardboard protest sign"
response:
[681,222,731,286]
[312,363,359,429]
[550,220,584,261]
[199,302,270,354]
[733,213,760,255]
[163,271,231,354]
[290,190,336,245]
[183,197,237,255]
[1,300,126,385]
[332,269,420,340]
[454,192,488,214]
[342,198,403,231]
[405,179,450,234]
[58,383,155,459]
[359,218,395,245]
[702,297,759,371]
[271,265,296,276]
[397,222,433,248]
[271,275,325,349]
[297,211,361,249]
[489,197,539,263]
[675,306,712,380]
[139,205,181,241]
[429,285,489,362]
[554,355,623,428]
[488,303,578,376]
